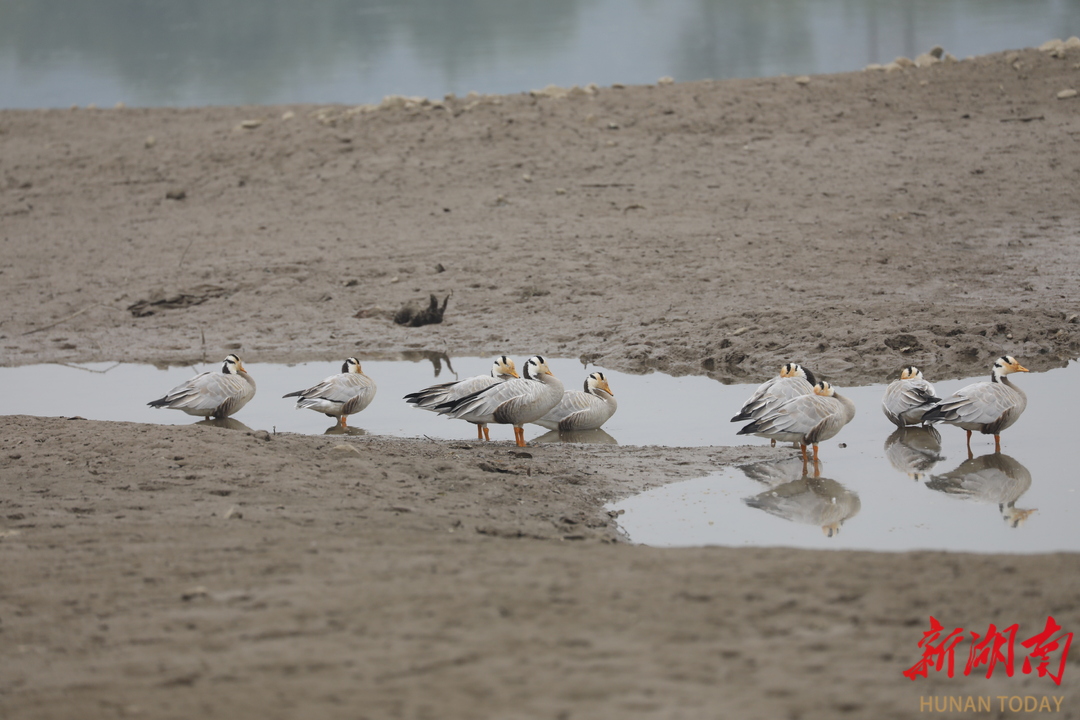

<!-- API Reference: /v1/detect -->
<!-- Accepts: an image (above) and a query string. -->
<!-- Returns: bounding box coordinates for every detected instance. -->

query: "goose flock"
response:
[148,353,617,447]
[148,353,1030,456]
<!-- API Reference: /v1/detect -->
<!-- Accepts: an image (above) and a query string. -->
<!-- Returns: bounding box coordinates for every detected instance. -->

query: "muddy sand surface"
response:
[2,45,1080,718]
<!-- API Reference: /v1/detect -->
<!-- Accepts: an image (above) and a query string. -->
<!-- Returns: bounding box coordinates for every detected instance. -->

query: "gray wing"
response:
[938,382,1020,426]
[445,378,558,425]
[405,374,498,410]
[535,391,617,431]
[882,378,940,425]
[733,376,781,419]
[750,394,838,440]
[292,373,376,404]
[733,376,814,421]
[154,371,254,414]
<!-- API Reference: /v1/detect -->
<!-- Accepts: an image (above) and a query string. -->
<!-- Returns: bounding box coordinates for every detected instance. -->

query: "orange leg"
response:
[483,426,491,441]
[339,415,348,428]
[994,434,1002,454]
[514,426,527,447]
[476,424,484,440]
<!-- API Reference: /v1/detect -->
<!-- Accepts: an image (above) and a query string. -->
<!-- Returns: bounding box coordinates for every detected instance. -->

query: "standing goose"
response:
[737,381,856,467]
[882,366,941,428]
[437,356,563,447]
[403,355,519,440]
[148,354,256,419]
[922,356,1029,454]
[732,363,817,422]
[731,363,817,446]
[534,371,617,432]
[283,358,377,429]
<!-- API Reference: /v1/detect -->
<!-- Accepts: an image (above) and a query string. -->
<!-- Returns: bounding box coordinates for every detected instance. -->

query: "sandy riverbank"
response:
[2,44,1079,719]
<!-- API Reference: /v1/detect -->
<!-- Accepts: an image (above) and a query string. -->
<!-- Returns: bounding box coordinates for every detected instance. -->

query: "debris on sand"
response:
[127,285,231,317]
[393,293,451,327]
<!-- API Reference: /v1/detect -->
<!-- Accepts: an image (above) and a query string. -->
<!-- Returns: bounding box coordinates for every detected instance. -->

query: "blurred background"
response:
[1,0,1079,109]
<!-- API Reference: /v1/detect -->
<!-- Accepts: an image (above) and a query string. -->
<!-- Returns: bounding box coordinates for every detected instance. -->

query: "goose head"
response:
[342,357,363,374]
[222,354,245,374]
[781,362,816,385]
[812,380,835,397]
[523,356,556,381]
[900,366,923,381]
[584,371,614,397]
[490,355,520,379]
[991,356,1029,382]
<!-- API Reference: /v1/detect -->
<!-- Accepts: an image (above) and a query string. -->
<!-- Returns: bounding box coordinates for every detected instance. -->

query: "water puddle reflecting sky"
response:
[608,363,1079,554]
[2,357,1076,553]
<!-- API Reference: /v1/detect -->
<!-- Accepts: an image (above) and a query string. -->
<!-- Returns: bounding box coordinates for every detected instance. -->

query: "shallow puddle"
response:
[2,356,1076,553]
[1,355,725,446]
[608,363,1079,554]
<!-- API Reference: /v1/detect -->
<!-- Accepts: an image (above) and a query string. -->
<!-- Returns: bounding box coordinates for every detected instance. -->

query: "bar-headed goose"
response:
[731,363,816,445]
[737,380,856,467]
[404,355,519,440]
[283,357,377,428]
[148,354,256,419]
[882,366,941,428]
[437,356,563,447]
[534,371,617,431]
[922,356,1028,454]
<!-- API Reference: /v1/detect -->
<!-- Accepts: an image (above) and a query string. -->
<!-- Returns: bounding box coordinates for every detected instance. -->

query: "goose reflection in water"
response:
[884,426,946,481]
[323,424,368,436]
[740,459,861,537]
[926,452,1036,528]
[195,417,254,432]
[532,428,618,444]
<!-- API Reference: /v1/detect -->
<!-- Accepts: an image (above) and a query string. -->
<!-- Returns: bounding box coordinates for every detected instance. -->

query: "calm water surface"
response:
[608,363,1079,554]
[2,357,1076,553]
[1,0,1078,109]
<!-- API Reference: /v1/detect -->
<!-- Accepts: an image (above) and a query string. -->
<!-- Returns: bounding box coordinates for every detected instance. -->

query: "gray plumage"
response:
[882,366,941,428]
[283,358,376,426]
[148,354,256,419]
[438,356,563,447]
[534,371,617,431]
[404,356,519,440]
[737,381,856,453]
[731,363,816,423]
[922,356,1029,447]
